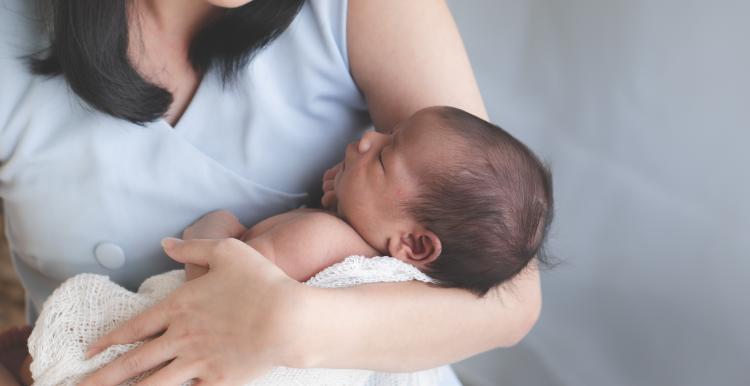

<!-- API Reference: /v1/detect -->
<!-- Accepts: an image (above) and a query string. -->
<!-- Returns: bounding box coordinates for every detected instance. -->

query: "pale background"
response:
[2,1,749,385]
[446,1,749,386]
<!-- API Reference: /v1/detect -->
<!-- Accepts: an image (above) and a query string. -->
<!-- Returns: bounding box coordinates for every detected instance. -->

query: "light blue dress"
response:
[0,0,461,384]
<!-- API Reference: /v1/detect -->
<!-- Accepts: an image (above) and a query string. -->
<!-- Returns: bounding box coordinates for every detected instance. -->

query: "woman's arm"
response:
[348,0,489,131]
[296,263,541,371]
[319,0,541,369]
[78,238,539,385]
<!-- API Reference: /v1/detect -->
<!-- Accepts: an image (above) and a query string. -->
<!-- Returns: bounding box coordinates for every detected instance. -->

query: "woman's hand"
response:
[79,238,309,386]
[181,210,247,241]
[321,162,342,210]
[182,210,248,281]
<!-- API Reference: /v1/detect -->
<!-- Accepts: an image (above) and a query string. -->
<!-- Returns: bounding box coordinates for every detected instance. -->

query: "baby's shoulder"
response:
[270,209,379,258]
[286,209,359,239]
[294,208,346,224]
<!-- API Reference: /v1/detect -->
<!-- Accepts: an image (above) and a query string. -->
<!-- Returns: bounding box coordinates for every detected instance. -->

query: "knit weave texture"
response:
[27,256,441,386]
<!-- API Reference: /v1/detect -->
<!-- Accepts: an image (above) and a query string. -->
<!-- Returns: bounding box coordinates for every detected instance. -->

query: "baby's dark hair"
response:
[406,106,554,298]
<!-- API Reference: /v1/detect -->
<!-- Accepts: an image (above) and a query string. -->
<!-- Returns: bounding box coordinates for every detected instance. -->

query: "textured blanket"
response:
[27,256,442,386]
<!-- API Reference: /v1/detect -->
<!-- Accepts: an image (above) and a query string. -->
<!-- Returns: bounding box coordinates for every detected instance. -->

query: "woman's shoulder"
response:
[279,0,351,71]
[245,0,360,103]
[306,0,348,43]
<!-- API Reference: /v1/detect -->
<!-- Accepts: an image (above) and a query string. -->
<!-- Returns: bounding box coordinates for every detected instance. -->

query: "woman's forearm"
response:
[295,262,542,372]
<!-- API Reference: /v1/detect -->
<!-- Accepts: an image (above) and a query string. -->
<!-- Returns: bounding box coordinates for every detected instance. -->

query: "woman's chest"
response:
[0,69,366,288]
[162,70,201,128]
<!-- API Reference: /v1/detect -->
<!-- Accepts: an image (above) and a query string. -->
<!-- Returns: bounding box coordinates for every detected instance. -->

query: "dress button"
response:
[94,242,126,270]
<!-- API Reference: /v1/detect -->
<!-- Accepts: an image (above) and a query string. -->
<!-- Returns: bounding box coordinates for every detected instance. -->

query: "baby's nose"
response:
[358,138,372,153]
[358,131,384,153]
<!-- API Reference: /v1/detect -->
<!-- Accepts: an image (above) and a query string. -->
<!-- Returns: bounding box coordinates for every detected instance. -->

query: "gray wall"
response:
[446,1,750,385]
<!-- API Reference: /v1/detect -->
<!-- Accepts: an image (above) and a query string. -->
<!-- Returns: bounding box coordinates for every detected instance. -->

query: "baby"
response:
[0,106,554,386]
[184,105,554,296]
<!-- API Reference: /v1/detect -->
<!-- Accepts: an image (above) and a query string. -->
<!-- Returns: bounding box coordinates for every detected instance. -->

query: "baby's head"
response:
[333,106,553,297]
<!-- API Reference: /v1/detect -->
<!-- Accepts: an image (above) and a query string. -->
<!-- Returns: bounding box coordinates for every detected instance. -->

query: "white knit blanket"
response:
[27,256,443,386]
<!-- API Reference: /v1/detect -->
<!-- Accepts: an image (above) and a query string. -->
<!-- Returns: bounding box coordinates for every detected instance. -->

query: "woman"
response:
[0,0,542,385]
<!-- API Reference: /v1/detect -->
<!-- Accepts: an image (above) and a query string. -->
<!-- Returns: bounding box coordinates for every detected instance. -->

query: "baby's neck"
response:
[328,209,388,256]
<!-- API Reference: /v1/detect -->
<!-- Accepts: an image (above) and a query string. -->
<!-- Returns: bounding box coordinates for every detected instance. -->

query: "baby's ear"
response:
[389,230,442,268]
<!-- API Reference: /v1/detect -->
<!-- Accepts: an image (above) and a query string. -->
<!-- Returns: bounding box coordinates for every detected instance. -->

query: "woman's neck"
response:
[132,0,222,42]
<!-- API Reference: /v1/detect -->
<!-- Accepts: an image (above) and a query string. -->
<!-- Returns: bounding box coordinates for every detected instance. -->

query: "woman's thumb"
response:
[161,237,211,267]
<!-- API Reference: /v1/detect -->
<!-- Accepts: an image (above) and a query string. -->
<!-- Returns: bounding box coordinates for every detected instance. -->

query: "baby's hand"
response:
[182,210,247,281]
[321,162,342,210]
[182,210,246,240]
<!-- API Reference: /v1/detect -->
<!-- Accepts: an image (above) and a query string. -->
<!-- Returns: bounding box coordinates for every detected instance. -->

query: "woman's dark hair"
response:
[29,0,305,125]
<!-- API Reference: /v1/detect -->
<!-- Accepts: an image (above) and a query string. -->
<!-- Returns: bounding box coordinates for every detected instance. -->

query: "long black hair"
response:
[30,0,305,125]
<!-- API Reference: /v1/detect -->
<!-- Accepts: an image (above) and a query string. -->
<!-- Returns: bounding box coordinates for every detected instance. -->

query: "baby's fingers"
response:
[322,163,342,182]
[321,190,338,210]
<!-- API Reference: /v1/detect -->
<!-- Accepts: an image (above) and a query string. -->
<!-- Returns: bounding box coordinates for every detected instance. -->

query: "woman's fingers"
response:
[80,334,178,386]
[81,237,302,385]
[85,300,171,359]
[135,357,197,386]
[162,237,255,267]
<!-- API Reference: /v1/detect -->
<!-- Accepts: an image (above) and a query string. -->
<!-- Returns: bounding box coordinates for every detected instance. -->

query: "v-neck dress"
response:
[1,0,369,320]
[0,1,463,384]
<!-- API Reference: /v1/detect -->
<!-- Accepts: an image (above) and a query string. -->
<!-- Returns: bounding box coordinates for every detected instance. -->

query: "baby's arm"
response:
[180,209,378,282]
[182,208,322,241]
[244,210,379,282]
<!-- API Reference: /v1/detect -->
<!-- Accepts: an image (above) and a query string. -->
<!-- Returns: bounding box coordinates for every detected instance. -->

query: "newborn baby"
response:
[0,105,554,385]
[185,105,554,295]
